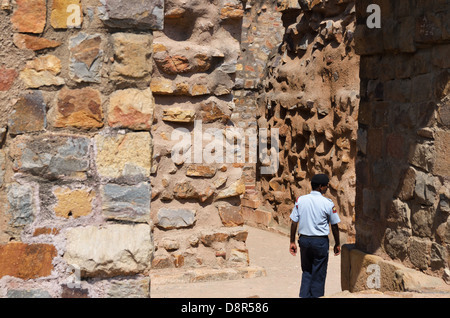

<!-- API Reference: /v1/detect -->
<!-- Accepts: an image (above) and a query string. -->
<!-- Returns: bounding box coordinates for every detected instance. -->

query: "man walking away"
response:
[289,174,341,298]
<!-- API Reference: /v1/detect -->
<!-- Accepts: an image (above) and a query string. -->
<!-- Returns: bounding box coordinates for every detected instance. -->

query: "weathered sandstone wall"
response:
[354,0,449,279]
[250,0,359,244]
[0,0,268,298]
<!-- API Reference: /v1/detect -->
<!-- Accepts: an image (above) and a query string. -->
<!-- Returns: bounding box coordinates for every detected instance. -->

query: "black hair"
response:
[311,182,328,190]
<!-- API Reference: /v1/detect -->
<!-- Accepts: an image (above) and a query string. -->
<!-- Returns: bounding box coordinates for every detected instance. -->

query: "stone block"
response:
[7,183,35,227]
[11,0,46,34]
[438,99,450,127]
[186,165,216,178]
[33,227,60,237]
[99,0,164,30]
[415,13,443,44]
[408,237,431,271]
[150,77,175,95]
[218,205,244,227]
[398,16,416,53]
[107,88,155,130]
[173,180,215,202]
[8,91,46,135]
[157,208,196,229]
[408,142,435,173]
[366,128,383,158]
[414,171,437,206]
[386,133,405,159]
[216,180,245,200]
[433,130,450,177]
[107,277,151,298]
[64,224,152,278]
[13,34,61,51]
[51,0,83,29]
[69,33,103,83]
[229,249,249,266]
[49,87,103,129]
[241,206,274,228]
[0,243,57,279]
[200,230,230,247]
[110,33,152,82]
[0,67,17,91]
[19,55,65,88]
[342,244,448,292]
[200,101,230,124]
[101,183,151,223]
[10,134,91,180]
[220,2,244,20]
[53,187,95,219]
[61,285,89,298]
[162,108,196,122]
[411,206,434,238]
[94,132,152,181]
[154,54,191,75]
[396,167,416,201]
[383,227,410,260]
[7,289,51,298]
[384,79,411,103]
[354,25,384,56]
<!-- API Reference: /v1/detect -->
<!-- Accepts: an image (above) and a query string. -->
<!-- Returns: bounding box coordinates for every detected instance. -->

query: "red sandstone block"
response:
[11,0,47,34]
[0,243,57,279]
[0,68,17,91]
[241,198,261,209]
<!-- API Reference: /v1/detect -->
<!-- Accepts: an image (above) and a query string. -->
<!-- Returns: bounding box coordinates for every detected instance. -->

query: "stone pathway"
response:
[151,225,450,299]
[151,225,342,298]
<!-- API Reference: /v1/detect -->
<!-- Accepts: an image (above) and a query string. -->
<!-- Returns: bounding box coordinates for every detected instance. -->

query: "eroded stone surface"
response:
[49,87,103,129]
[20,55,65,88]
[8,91,46,135]
[110,33,153,82]
[10,134,91,180]
[107,88,155,130]
[13,34,61,51]
[0,243,57,279]
[69,33,103,83]
[94,132,152,181]
[11,0,46,34]
[99,0,164,30]
[64,224,152,278]
[157,208,196,229]
[53,187,95,219]
[101,183,151,223]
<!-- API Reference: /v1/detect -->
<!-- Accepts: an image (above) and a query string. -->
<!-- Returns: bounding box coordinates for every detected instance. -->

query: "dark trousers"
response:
[298,236,329,298]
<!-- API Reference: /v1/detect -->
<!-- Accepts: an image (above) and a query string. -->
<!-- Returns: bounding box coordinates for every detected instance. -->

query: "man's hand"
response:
[290,221,298,256]
[290,242,297,256]
[331,224,340,256]
[334,244,341,256]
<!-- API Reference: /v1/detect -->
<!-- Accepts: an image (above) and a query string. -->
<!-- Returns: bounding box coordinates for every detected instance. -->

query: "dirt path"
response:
[151,225,342,298]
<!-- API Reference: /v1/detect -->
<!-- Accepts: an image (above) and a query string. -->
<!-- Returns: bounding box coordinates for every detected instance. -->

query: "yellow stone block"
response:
[95,132,152,180]
[53,187,95,218]
[162,108,196,123]
[51,0,83,29]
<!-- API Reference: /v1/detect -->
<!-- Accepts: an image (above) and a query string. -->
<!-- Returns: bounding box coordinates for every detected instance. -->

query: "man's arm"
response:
[289,221,298,256]
[331,223,340,256]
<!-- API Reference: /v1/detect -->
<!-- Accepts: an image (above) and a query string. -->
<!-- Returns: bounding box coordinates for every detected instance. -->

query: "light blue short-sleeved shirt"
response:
[290,191,340,237]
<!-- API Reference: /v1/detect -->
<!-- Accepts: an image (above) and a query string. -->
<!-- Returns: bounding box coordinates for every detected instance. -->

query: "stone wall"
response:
[149,0,264,281]
[354,0,450,279]
[0,0,268,298]
[252,0,360,242]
